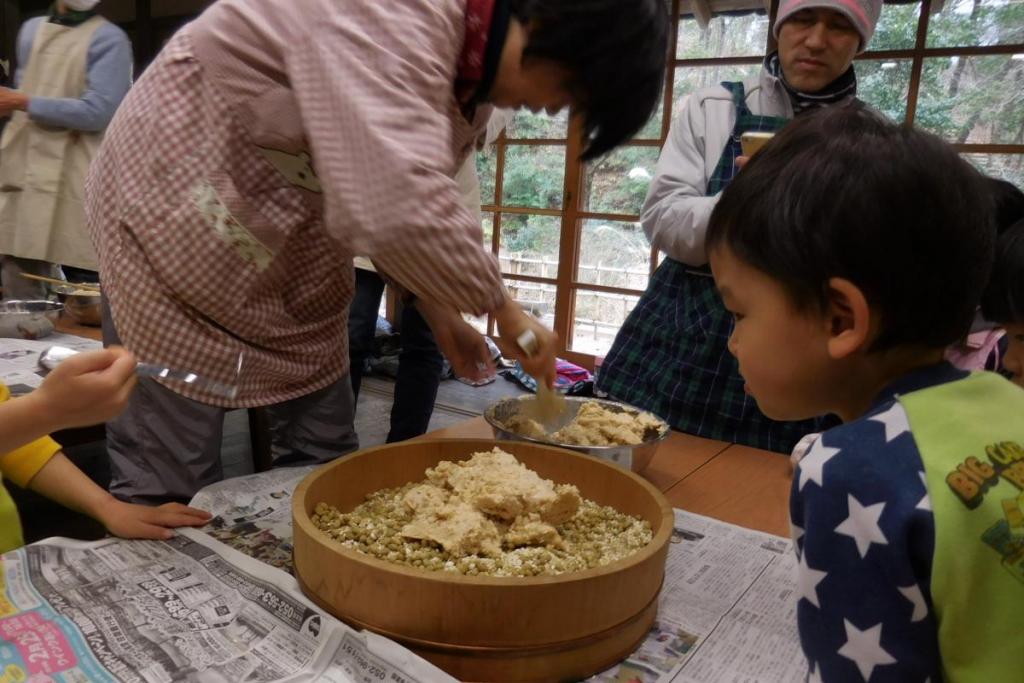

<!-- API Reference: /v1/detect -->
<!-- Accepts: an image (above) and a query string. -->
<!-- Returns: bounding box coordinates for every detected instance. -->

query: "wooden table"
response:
[55,315,102,341]
[427,417,793,537]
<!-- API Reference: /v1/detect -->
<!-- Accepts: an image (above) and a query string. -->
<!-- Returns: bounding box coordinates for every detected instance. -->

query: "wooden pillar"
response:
[133,0,151,70]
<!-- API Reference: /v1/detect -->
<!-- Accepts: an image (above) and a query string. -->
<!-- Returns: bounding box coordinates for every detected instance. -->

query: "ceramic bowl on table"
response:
[292,438,673,683]
[54,285,102,326]
[0,300,62,339]
[484,396,669,473]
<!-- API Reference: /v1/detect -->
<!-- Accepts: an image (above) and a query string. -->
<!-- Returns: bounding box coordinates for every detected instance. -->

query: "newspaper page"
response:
[0,334,101,395]
[591,510,806,683]
[0,528,455,682]
[191,473,807,683]
[190,466,317,574]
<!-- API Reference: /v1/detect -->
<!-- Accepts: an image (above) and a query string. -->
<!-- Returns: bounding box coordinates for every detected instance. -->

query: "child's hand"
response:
[95,499,212,540]
[31,347,137,430]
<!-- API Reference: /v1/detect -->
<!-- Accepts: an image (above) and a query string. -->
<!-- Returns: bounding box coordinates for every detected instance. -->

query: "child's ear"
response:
[824,277,872,360]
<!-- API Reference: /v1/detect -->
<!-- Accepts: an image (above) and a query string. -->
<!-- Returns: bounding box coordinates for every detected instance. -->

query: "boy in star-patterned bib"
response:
[706,105,1023,683]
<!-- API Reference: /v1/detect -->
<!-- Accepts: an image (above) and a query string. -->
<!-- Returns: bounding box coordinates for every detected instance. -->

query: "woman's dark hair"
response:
[509,0,669,160]
[706,105,995,351]
[981,219,1024,324]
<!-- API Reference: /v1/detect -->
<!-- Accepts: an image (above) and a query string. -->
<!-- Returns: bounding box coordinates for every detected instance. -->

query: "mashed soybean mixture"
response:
[311,448,652,577]
[503,401,663,446]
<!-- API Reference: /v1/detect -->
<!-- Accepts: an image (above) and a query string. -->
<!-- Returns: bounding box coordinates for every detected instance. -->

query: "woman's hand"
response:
[415,299,496,383]
[494,299,558,388]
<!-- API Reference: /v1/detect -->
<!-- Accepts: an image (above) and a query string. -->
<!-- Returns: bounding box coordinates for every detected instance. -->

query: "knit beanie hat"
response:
[773,0,883,52]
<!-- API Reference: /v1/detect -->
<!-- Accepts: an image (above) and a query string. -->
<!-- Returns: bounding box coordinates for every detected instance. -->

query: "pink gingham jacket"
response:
[87,0,502,407]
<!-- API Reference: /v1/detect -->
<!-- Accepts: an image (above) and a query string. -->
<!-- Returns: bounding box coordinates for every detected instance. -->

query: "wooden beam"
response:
[904,0,933,126]
[552,112,585,357]
[691,0,713,30]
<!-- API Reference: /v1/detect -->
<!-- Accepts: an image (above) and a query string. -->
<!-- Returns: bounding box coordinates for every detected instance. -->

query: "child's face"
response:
[709,246,839,421]
[1004,323,1024,387]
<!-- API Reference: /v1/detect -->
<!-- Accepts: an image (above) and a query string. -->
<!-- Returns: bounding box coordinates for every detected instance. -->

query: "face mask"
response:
[63,0,101,11]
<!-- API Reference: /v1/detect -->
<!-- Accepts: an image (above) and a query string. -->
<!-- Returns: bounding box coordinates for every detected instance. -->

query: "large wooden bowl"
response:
[292,439,673,682]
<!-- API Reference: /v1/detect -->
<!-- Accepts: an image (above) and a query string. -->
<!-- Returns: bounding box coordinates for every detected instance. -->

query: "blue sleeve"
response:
[13,17,44,87]
[791,404,941,683]
[26,23,132,132]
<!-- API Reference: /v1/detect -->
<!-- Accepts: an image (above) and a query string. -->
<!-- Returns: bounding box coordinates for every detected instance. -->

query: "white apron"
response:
[0,16,106,270]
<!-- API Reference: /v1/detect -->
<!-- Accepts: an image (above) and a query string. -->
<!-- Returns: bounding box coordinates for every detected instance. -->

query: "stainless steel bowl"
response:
[0,300,62,339]
[54,285,102,326]
[484,395,669,472]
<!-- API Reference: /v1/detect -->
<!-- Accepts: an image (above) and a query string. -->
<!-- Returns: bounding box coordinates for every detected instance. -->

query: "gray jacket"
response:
[641,67,793,267]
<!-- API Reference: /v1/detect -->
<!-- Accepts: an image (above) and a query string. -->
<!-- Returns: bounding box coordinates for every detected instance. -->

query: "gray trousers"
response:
[0,256,62,300]
[102,300,359,504]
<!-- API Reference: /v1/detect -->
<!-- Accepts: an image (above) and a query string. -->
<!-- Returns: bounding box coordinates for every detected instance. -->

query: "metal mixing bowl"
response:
[484,396,669,472]
[0,300,62,339]
[54,285,102,326]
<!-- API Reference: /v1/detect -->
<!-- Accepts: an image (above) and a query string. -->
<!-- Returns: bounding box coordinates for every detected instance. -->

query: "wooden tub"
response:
[292,439,673,682]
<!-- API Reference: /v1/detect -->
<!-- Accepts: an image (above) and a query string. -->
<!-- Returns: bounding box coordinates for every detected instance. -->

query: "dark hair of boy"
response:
[988,178,1024,234]
[509,0,670,159]
[706,105,995,352]
[981,219,1024,324]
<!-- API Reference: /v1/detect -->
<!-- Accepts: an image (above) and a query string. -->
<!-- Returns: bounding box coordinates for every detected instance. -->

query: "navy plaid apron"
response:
[597,82,829,453]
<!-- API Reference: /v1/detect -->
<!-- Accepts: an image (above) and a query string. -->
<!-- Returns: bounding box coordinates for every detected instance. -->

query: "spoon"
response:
[515,329,566,428]
[39,346,242,401]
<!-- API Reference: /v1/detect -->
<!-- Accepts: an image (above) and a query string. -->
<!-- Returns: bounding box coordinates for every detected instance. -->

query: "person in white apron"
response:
[0,0,131,300]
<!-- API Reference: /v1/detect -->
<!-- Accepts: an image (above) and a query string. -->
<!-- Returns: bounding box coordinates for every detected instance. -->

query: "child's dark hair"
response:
[706,105,995,351]
[509,0,669,159]
[989,178,1024,234]
[981,219,1024,324]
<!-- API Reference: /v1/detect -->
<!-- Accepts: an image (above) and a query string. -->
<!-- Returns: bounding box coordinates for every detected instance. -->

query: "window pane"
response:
[855,59,913,123]
[501,145,566,209]
[476,147,496,206]
[867,2,920,51]
[582,146,660,216]
[963,153,1024,189]
[481,211,495,252]
[505,110,569,139]
[673,64,763,108]
[577,220,650,291]
[635,94,665,141]
[917,55,1024,145]
[676,9,769,60]
[926,0,1024,48]
[498,214,561,277]
[504,278,556,328]
[571,290,640,357]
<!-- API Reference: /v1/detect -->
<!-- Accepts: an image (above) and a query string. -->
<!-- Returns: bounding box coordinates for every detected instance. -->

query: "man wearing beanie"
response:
[0,1,132,299]
[598,1,881,453]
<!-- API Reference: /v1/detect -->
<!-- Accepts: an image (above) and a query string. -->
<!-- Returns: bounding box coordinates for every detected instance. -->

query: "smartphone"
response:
[740,131,775,158]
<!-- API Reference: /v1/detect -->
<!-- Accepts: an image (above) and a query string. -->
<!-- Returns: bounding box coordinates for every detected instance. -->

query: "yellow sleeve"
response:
[0,383,61,488]
[0,436,62,488]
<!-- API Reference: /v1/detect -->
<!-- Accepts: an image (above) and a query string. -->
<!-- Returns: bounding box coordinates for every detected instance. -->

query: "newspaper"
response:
[592,510,807,683]
[0,333,101,395]
[190,471,808,682]
[0,528,456,682]
[190,466,317,574]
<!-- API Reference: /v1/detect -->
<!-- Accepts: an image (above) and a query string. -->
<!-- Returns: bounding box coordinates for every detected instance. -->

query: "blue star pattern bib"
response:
[791,364,1024,682]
